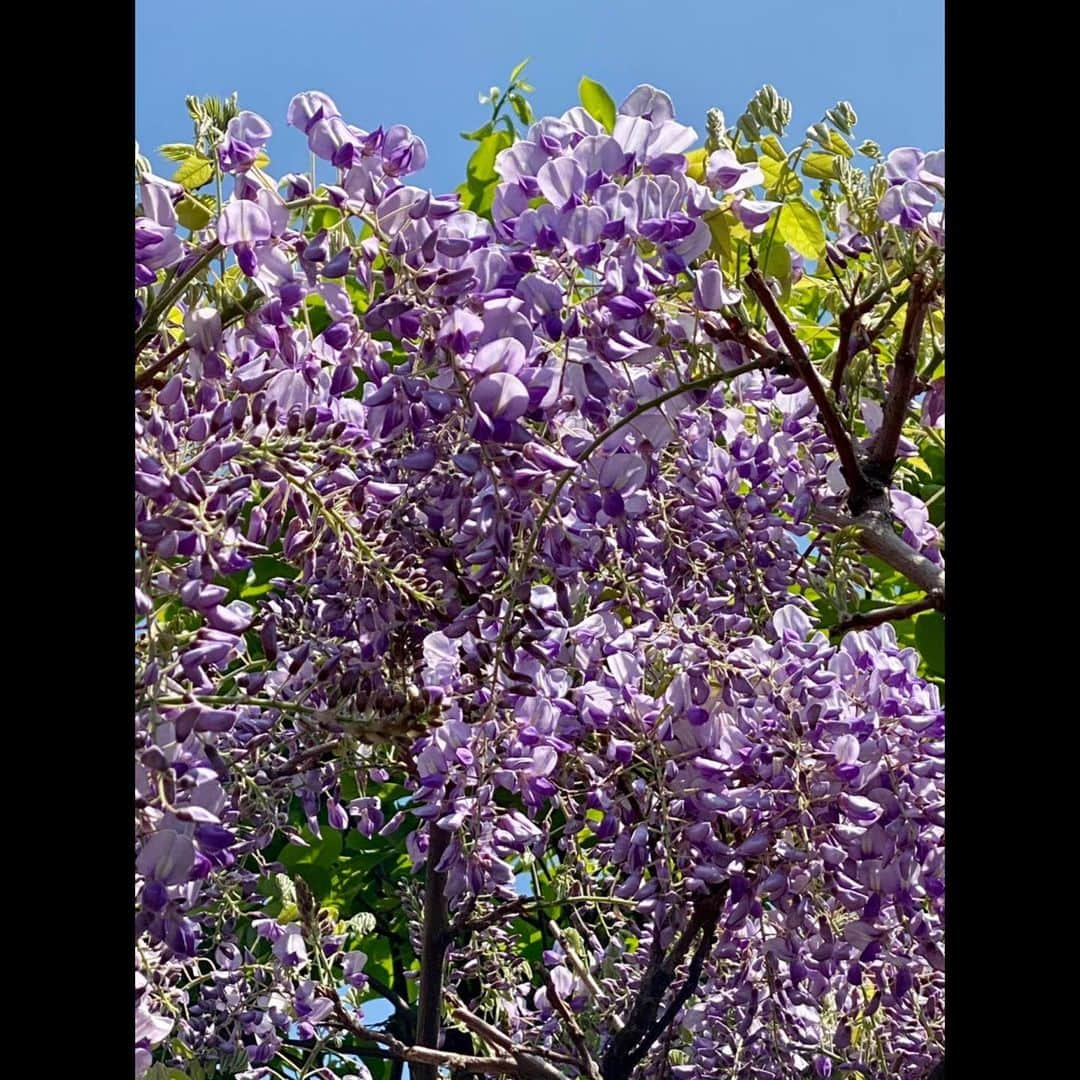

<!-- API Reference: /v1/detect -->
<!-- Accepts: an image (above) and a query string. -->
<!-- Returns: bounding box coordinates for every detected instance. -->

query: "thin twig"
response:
[331,1000,555,1078]
[833,595,943,635]
[450,1006,571,1080]
[540,970,603,1080]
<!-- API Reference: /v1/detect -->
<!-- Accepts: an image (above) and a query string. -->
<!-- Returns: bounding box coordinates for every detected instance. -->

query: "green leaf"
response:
[466,131,513,184]
[685,147,708,183]
[175,194,213,231]
[760,241,792,300]
[458,130,513,215]
[158,142,196,162]
[776,198,827,258]
[914,611,945,677]
[758,154,801,196]
[509,57,531,83]
[802,153,840,181]
[309,206,343,232]
[509,92,533,126]
[578,76,616,133]
[828,130,855,158]
[760,135,786,162]
[305,293,332,337]
[704,207,732,262]
[172,155,214,190]
[460,120,494,142]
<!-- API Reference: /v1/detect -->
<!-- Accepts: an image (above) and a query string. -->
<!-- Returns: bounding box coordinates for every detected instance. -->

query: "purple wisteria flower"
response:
[880,146,944,232]
[135,80,945,1080]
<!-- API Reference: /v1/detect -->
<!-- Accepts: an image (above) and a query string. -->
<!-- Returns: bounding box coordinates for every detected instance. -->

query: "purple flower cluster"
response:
[135,83,944,1080]
[878,146,944,246]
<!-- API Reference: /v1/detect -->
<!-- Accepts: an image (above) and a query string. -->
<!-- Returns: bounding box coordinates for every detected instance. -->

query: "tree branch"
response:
[743,265,875,510]
[600,884,729,1080]
[450,1006,571,1080]
[812,507,945,600]
[413,823,451,1080]
[331,1001,561,1078]
[135,291,262,391]
[865,273,935,482]
[832,595,943,635]
[830,278,896,397]
[539,969,603,1080]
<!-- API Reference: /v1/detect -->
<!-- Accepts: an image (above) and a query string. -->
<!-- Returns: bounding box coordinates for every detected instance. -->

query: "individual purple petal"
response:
[920,149,945,193]
[693,261,742,310]
[382,124,427,176]
[536,157,586,209]
[471,337,527,376]
[644,120,698,159]
[139,176,180,229]
[137,830,196,885]
[227,110,272,149]
[286,90,340,134]
[731,198,780,232]
[706,148,764,193]
[878,181,937,230]
[495,141,549,183]
[217,200,272,246]
[472,371,529,420]
[925,209,945,248]
[833,734,860,766]
[598,453,647,495]
[619,84,675,123]
[571,135,625,177]
[885,146,925,185]
[308,116,362,167]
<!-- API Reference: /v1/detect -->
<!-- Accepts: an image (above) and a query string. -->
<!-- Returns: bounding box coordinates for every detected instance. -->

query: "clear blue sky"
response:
[136,0,943,197]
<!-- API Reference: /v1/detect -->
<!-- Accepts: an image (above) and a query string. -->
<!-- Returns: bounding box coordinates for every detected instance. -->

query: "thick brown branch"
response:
[866,275,934,481]
[813,507,945,600]
[413,824,451,1080]
[833,595,943,635]
[743,266,872,508]
[600,884,729,1080]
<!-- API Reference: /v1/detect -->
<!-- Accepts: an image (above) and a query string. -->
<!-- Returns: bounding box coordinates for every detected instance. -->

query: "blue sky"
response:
[136,0,943,197]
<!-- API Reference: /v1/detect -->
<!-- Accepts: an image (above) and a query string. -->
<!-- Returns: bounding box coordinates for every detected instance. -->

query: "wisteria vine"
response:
[135,74,944,1080]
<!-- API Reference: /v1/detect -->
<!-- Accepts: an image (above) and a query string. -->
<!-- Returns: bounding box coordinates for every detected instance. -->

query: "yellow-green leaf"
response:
[176,194,213,231]
[172,155,213,190]
[802,153,840,181]
[158,143,196,163]
[685,148,708,183]
[776,198,826,258]
[704,207,732,261]
[578,76,616,133]
[466,131,513,184]
[761,241,792,300]
[829,130,855,158]
[759,155,801,196]
[761,135,786,162]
